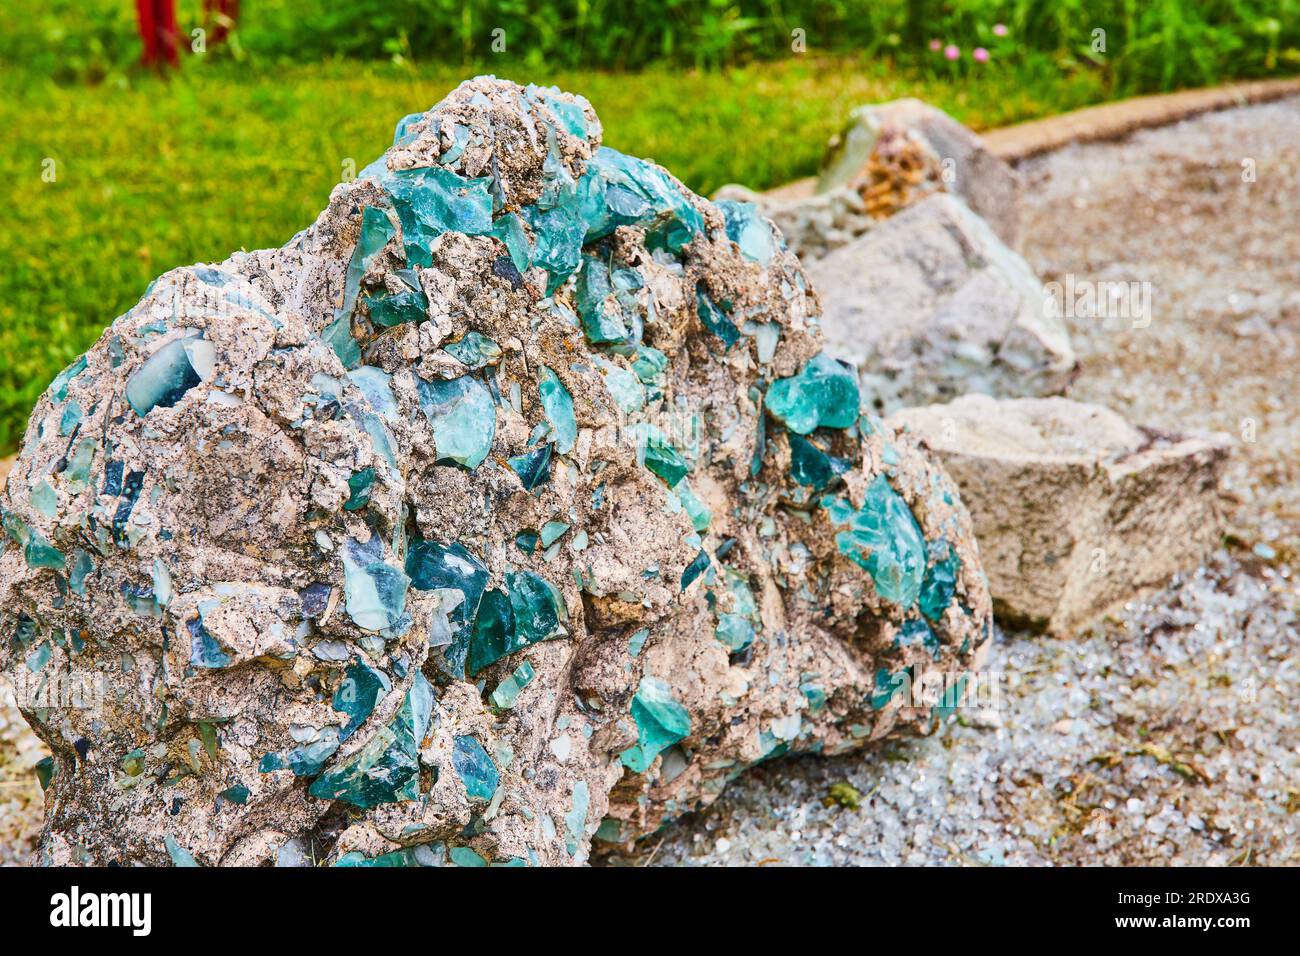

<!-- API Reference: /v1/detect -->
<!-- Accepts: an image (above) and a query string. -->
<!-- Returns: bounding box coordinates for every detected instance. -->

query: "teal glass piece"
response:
[520,202,584,294]
[507,570,568,645]
[543,94,589,138]
[393,111,424,146]
[671,481,711,532]
[188,615,232,669]
[380,166,494,268]
[593,355,645,414]
[539,520,570,547]
[342,206,397,321]
[64,439,96,490]
[416,374,496,469]
[765,352,860,435]
[343,467,376,511]
[465,589,515,677]
[515,530,539,554]
[750,390,766,477]
[627,628,650,657]
[452,734,499,802]
[828,476,926,608]
[870,667,909,710]
[800,677,827,714]
[681,549,709,590]
[741,320,781,363]
[576,256,631,344]
[125,333,215,416]
[578,147,703,253]
[24,531,65,571]
[715,613,755,652]
[641,434,688,488]
[122,748,147,777]
[788,433,851,489]
[219,784,250,805]
[164,836,199,867]
[565,780,589,856]
[69,549,94,596]
[490,212,532,274]
[450,847,488,867]
[538,366,577,454]
[336,845,441,867]
[59,400,83,436]
[490,660,536,709]
[342,547,410,633]
[508,442,553,491]
[405,539,488,630]
[34,756,55,791]
[897,617,941,661]
[444,332,502,369]
[364,284,428,327]
[334,657,393,740]
[612,343,668,391]
[619,677,692,773]
[439,123,471,165]
[695,285,739,349]
[48,356,87,403]
[322,314,362,369]
[151,558,173,608]
[308,672,433,809]
[919,543,961,622]
[25,641,51,673]
[30,481,57,519]
[347,366,398,419]
[261,727,341,777]
[717,199,777,265]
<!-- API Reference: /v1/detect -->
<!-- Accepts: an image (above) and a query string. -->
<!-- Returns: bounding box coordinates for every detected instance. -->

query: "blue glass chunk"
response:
[827,476,926,608]
[444,332,502,369]
[405,539,488,630]
[452,734,499,802]
[619,677,691,773]
[765,352,860,435]
[125,333,215,416]
[333,657,393,740]
[538,366,577,455]
[788,433,851,489]
[416,374,496,470]
[696,284,739,349]
[508,442,553,491]
[380,166,494,268]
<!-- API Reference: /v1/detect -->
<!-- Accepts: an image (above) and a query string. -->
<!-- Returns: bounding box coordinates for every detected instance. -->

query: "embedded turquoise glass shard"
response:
[565,780,589,856]
[490,660,536,709]
[341,545,410,633]
[826,475,927,608]
[405,539,488,630]
[347,366,399,419]
[416,374,496,469]
[125,333,215,416]
[871,667,909,710]
[765,352,859,435]
[578,147,703,253]
[490,211,532,274]
[715,613,755,652]
[334,658,393,740]
[508,442,553,491]
[187,614,231,670]
[920,541,961,622]
[343,467,376,511]
[393,111,425,146]
[465,572,567,676]
[507,570,568,645]
[452,735,499,802]
[342,206,397,320]
[520,202,584,294]
[48,356,87,403]
[308,672,434,809]
[380,166,494,268]
[363,280,428,327]
[640,433,689,488]
[717,199,777,266]
[444,331,502,369]
[788,433,851,490]
[670,480,711,532]
[538,366,577,454]
[575,256,630,344]
[681,549,710,590]
[695,284,739,349]
[260,727,341,777]
[591,355,645,414]
[896,617,941,660]
[619,677,692,773]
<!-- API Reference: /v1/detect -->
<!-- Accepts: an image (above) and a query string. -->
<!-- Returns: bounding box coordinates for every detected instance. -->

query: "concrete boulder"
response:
[888,394,1230,635]
[812,193,1076,414]
[0,77,992,867]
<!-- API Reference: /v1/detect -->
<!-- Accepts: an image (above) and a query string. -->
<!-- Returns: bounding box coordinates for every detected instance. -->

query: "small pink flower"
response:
[944,44,960,61]
[929,39,942,52]
[993,23,1009,37]
[973,47,990,63]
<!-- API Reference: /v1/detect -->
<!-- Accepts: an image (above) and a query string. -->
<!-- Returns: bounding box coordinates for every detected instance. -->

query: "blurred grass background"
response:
[1,0,1297,453]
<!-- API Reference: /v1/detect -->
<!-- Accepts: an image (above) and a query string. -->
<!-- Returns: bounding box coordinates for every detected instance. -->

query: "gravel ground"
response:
[601,97,1300,867]
[3,99,1297,867]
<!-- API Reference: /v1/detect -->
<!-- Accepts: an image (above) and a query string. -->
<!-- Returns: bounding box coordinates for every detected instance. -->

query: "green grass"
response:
[0,54,1120,454]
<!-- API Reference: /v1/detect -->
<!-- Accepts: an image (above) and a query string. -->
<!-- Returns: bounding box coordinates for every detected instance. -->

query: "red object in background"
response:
[135,0,180,68]
[205,0,241,46]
